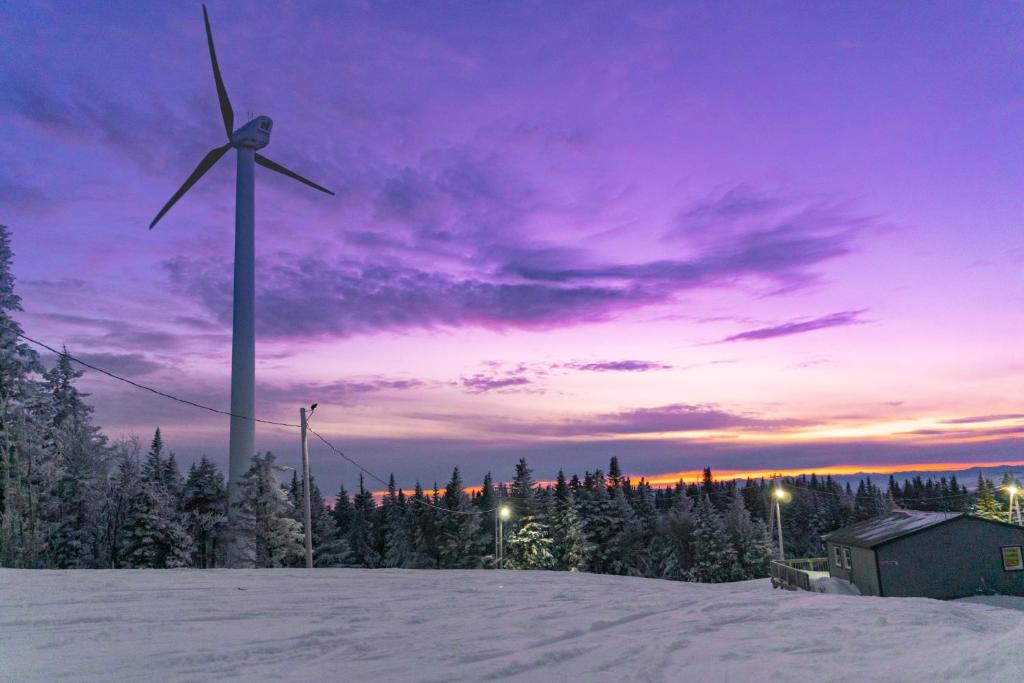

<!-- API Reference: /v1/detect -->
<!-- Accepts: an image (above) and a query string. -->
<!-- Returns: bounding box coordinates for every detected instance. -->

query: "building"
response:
[823,510,1024,598]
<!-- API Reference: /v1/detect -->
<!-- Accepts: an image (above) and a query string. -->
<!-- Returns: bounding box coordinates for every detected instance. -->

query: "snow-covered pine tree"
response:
[308,477,349,567]
[723,488,772,580]
[101,439,144,568]
[121,428,193,568]
[348,474,380,568]
[650,489,688,580]
[439,467,482,568]
[509,458,536,519]
[0,225,50,568]
[231,452,303,568]
[408,481,438,568]
[974,475,1002,521]
[382,474,411,568]
[621,478,657,577]
[333,482,353,538]
[578,470,617,574]
[44,349,109,568]
[506,517,555,569]
[162,452,184,508]
[551,470,587,571]
[182,456,227,568]
[477,472,496,560]
[687,495,738,583]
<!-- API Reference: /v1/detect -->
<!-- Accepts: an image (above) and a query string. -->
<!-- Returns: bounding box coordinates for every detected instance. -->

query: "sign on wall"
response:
[1001,546,1024,572]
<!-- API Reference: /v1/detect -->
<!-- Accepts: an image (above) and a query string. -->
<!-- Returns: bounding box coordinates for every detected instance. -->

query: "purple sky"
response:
[2,1,1023,490]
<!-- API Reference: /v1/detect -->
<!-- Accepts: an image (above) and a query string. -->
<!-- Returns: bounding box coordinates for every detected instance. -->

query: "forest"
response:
[0,224,1016,577]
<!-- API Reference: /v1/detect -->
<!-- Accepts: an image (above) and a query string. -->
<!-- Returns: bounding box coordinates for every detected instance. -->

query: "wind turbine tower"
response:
[149,5,333,563]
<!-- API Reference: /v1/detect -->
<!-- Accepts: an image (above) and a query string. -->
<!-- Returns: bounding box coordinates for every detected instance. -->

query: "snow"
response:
[3,569,1024,682]
[810,575,861,595]
[822,510,959,548]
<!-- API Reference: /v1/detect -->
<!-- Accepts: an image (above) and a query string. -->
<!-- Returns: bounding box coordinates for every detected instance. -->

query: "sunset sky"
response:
[2,1,1023,491]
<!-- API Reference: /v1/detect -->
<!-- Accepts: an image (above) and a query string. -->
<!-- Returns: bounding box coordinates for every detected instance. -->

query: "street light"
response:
[1007,485,1020,524]
[496,505,511,568]
[771,484,788,560]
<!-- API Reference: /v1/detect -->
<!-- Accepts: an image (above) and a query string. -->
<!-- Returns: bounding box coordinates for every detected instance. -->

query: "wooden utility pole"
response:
[300,406,313,569]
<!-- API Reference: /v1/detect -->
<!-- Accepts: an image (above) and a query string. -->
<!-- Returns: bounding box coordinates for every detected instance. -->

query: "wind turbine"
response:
[149,4,333,562]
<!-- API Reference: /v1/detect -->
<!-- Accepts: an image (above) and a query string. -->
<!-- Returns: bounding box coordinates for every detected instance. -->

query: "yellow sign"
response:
[1001,546,1023,571]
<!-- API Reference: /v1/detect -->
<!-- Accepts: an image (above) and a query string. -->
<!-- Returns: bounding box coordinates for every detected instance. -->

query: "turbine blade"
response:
[255,154,335,195]
[203,5,234,139]
[149,144,232,229]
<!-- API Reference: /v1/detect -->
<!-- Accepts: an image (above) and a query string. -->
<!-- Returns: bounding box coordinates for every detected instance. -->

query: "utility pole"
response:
[300,406,313,569]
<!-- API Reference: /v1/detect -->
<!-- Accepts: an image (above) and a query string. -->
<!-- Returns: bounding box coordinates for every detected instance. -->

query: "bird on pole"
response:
[148,5,333,566]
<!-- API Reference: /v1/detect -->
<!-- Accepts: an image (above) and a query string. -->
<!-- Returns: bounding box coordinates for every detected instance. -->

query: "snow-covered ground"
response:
[2,569,1023,682]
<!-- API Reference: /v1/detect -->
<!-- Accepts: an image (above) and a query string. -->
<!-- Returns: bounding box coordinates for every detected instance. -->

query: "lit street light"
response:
[1007,485,1020,524]
[770,484,789,560]
[496,504,511,568]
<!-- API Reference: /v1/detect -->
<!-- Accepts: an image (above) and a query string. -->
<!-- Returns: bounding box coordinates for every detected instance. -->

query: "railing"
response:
[770,557,829,591]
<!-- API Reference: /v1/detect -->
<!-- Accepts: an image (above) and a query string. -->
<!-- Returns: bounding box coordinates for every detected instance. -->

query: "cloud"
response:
[419,402,810,437]
[720,309,867,343]
[460,373,533,394]
[164,255,660,339]
[260,377,428,408]
[564,359,672,372]
[164,187,874,341]
[682,184,784,221]
[940,414,1024,425]
[35,350,164,378]
[501,196,869,295]
[77,352,164,377]
[542,403,809,437]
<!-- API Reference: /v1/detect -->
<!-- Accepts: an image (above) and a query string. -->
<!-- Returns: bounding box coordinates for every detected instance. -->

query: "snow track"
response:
[2,568,1023,682]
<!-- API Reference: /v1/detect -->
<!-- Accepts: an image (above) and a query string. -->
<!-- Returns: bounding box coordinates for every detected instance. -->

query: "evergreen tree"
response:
[408,481,438,568]
[0,224,48,567]
[182,456,227,568]
[231,452,303,568]
[551,470,587,570]
[509,458,536,518]
[44,350,108,568]
[688,495,738,583]
[333,482,353,538]
[723,489,772,579]
[506,518,555,569]
[382,474,411,568]
[308,477,349,567]
[438,467,482,568]
[974,475,1002,521]
[348,475,379,568]
[118,428,192,568]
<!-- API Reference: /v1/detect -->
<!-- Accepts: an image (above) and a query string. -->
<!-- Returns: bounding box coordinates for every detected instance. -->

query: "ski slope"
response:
[2,568,1023,682]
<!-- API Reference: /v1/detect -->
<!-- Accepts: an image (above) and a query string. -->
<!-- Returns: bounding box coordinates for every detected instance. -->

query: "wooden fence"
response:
[770,557,829,591]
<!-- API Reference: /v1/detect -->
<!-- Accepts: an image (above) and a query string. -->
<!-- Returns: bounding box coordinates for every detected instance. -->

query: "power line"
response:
[12,329,300,428]
[307,426,494,516]
[12,327,494,517]
[8,327,995,514]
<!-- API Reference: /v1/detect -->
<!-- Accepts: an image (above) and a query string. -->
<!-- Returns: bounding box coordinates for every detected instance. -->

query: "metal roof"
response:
[822,510,963,549]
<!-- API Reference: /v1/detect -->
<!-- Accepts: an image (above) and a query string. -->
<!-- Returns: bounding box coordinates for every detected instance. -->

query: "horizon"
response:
[2,1,1022,493]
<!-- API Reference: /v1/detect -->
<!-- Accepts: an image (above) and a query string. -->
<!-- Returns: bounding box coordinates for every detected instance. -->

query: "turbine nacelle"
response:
[232,116,273,150]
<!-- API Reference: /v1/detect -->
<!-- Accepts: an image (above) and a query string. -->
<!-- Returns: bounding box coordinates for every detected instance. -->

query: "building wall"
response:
[827,542,880,596]
[876,518,1024,598]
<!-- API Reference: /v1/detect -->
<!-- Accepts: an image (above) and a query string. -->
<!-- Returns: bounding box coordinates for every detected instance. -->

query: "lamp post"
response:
[1007,485,1020,525]
[497,504,511,568]
[772,485,788,560]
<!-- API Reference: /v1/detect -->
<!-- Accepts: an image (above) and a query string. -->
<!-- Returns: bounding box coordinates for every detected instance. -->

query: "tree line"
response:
[1,224,1018,577]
